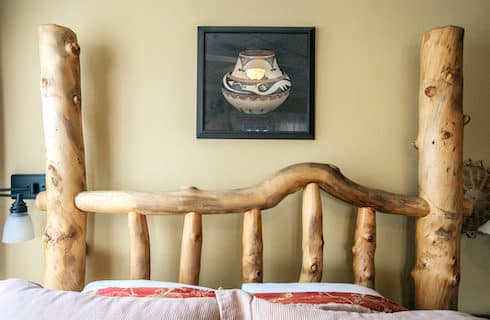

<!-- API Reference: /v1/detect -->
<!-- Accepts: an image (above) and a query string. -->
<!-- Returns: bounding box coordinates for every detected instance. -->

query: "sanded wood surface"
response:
[128,212,150,280]
[37,189,474,216]
[299,183,323,282]
[412,26,465,310]
[35,191,47,211]
[75,163,429,217]
[39,24,87,291]
[352,207,376,289]
[179,212,202,285]
[242,209,263,283]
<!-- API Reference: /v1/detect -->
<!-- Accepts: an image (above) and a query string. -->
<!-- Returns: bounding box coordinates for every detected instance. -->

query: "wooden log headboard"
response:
[36,24,469,310]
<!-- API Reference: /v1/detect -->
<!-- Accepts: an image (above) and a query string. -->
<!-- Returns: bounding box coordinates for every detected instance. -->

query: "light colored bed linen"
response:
[247,292,484,320]
[0,279,484,320]
[83,279,213,293]
[0,279,220,320]
[242,282,383,297]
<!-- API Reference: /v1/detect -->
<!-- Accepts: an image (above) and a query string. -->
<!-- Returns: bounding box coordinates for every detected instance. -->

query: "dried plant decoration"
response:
[462,159,490,237]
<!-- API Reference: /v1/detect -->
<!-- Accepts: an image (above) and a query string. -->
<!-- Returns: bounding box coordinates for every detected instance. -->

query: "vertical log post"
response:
[179,212,202,285]
[412,26,465,310]
[299,183,323,282]
[352,207,376,289]
[39,24,87,291]
[128,212,150,280]
[242,209,263,283]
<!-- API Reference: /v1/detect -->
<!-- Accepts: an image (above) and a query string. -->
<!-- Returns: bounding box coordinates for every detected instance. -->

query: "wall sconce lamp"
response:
[1,174,46,243]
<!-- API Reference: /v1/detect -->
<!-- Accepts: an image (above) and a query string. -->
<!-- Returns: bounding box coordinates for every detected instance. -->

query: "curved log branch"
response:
[75,163,429,217]
[48,188,471,217]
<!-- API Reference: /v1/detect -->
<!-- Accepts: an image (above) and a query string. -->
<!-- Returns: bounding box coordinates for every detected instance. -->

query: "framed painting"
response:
[197,26,315,139]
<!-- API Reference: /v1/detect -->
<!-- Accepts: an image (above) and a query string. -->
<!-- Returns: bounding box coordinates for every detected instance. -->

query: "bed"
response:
[0,23,481,319]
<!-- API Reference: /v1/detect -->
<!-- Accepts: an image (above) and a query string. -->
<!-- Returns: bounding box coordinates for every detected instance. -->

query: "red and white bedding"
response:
[0,279,483,320]
[88,284,406,313]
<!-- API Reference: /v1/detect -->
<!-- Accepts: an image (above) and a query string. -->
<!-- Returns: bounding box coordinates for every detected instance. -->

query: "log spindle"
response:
[299,183,323,282]
[128,212,151,280]
[352,207,376,289]
[39,24,87,291]
[242,209,263,283]
[412,26,465,310]
[179,212,202,285]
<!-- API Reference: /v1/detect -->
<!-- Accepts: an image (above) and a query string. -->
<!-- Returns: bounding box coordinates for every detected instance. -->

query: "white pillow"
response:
[241,282,383,297]
[82,280,214,293]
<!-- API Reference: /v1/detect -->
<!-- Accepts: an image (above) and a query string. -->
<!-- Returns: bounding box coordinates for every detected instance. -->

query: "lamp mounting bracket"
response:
[11,174,46,199]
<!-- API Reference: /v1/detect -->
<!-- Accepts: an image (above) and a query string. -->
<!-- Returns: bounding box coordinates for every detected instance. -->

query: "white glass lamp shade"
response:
[2,213,35,243]
[478,220,490,235]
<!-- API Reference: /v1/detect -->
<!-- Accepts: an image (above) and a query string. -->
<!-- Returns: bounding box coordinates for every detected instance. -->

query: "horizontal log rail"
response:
[69,163,429,217]
[35,163,474,217]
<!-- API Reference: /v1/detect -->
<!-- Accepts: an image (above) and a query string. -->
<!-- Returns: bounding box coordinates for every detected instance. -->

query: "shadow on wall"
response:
[400,42,420,310]
[0,24,5,279]
[83,44,114,280]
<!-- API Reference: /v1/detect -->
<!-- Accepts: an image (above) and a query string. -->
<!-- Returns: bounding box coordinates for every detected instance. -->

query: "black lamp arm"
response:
[0,187,30,193]
[0,193,24,198]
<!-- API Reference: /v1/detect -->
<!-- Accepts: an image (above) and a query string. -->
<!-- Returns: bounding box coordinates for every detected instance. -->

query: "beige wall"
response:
[0,0,489,313]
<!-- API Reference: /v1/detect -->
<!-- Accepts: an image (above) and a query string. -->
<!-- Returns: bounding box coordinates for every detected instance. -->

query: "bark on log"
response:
[128,212,150,280]
[39,24,87,291]
[242,209,263,283]
[412,26,465,310]
[352,207,376,289]
[299,183,323,282]
[179,212,202,285]
[75,163,429,217]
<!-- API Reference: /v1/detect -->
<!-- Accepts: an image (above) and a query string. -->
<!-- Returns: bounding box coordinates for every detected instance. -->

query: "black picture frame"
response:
[197,26,315,139]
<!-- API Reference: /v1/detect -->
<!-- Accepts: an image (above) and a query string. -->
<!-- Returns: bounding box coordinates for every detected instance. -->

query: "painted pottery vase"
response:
[222,50,291,114]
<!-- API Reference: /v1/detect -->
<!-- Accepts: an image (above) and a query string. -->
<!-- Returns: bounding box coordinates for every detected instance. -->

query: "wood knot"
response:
[435,227,452,240]
[66,42,80,57]
[450,272,460,286]
[181,186,199,192]
[424,86,437,97]
[463,115,470,125]
[41,77,49,92]
[72,94,81,106]
[47,164,62,187]
[190,233,202,242]
[310,264,318,272]
[441,66,460,84]
[440,130,452,140]
[43,231,76,243]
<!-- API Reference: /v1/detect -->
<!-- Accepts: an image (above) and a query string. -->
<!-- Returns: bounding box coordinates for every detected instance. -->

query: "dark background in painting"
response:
[203,32,310,133]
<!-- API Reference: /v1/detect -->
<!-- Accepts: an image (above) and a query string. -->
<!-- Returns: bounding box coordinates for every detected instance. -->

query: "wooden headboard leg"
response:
[39,24,88,291]
[412,25,465,310]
